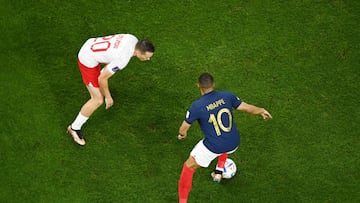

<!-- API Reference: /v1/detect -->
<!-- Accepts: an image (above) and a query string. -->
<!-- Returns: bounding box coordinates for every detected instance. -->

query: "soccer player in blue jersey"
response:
[177,72,272,203]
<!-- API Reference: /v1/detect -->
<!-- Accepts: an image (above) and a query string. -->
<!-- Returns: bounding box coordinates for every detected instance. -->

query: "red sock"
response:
[216,153,228,170]
[178,163,195,203]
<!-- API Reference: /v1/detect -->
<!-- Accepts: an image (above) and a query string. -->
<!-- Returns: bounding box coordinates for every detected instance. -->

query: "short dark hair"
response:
[135,39,155,53]
[198,72,214,88]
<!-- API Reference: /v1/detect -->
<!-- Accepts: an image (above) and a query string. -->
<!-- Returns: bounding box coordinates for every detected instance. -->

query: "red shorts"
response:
[78,59,101,88]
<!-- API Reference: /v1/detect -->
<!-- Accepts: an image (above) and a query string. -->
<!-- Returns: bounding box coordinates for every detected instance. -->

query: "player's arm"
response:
[237,102,272,119]
[178,121,191,140]
[98,67,114,109]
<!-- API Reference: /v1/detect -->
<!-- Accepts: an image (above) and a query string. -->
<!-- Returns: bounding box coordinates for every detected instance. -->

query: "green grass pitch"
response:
[0,0,359,202]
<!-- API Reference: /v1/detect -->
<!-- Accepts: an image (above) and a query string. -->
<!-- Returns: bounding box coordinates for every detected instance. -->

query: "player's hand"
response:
[261,110,272,119]
[105,97,114,109]
[178,133,187,140]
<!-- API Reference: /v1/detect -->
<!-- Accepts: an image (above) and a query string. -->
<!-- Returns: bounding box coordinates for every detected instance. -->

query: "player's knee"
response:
[96,98,104,106]
[92,97,104,107]
[185,157,200,170]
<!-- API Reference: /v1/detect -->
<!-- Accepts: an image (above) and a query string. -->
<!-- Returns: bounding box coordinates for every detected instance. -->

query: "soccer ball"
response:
[222,158,237,179]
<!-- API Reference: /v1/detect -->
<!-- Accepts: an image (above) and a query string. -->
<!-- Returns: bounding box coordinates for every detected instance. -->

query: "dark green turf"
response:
[1,0,359,202]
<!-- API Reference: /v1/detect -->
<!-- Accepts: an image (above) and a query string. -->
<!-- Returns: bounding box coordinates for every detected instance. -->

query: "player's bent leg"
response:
[211,153,228,183]
[80,86,104,117]
[67,86,103,146]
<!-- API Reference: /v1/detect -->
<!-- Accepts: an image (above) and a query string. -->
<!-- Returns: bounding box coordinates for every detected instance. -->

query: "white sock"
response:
[71,113,89,130]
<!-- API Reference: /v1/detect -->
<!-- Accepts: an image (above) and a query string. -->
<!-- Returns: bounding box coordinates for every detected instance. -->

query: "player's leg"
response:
[211,153,228,183]
[79,86,104,117]
[178,140,218,203]
[71,85,103,127]
[68,86,103,145]
[72,62,103,128]
[217,153,228,169]
[67,61,102,145]
[178,156,199,203]
[211,147,238,183]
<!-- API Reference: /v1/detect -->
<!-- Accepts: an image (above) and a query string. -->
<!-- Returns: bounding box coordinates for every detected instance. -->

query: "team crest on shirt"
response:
[112,66,120,72]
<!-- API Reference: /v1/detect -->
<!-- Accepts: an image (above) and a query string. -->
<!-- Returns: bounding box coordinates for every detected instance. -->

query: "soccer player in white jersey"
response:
[67,34,155,145]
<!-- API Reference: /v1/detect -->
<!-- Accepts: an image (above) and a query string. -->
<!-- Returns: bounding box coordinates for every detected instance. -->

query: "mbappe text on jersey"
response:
[206,99,225,111]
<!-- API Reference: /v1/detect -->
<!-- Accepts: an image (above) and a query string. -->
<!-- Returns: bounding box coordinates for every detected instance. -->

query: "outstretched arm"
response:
[178,121,192,140]
[237,102,272,119]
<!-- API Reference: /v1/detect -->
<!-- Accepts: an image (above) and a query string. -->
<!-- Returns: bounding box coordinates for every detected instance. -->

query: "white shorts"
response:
[190,140,237,167]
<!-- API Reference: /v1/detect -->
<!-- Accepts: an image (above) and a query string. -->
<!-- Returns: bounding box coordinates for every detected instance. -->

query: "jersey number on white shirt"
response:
[90,35,124,52]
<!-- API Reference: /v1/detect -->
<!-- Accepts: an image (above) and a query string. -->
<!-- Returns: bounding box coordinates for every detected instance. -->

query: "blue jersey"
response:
[185,91,242,153]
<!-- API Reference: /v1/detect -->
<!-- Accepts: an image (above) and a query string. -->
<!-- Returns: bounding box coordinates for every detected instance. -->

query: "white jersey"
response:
[78,34,138,74]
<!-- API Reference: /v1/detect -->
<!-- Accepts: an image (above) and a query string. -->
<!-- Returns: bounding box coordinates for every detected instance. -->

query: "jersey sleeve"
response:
[184,104,198,124]
[230,92,242,109]
[106,58,130,74]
